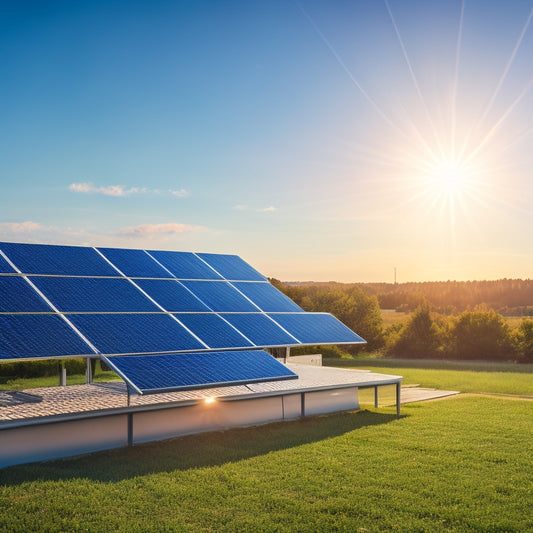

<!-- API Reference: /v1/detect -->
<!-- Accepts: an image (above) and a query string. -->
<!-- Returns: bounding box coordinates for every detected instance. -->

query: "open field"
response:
[328,358,533,396]
[0,366,119,391]
[381,309,530,329]
[1,363,532,532]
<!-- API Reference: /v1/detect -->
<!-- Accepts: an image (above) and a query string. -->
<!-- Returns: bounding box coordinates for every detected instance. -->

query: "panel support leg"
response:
[300,392,305,417]
[60,362,67,387]
[85,358,93,384]
[396,382,401,418]
[285,346,290,364]
[374,386,379,408]
[127,413,133,446]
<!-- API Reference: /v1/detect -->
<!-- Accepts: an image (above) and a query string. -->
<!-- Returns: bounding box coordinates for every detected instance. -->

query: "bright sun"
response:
[426,160,469,196]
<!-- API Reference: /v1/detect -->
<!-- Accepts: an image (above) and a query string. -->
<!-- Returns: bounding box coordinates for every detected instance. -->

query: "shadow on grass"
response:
[0,409,400,485]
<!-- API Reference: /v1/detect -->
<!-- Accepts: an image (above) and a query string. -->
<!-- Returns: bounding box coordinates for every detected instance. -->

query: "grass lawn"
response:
[327,358,533,396]
[1,358,533,532]
[0,368,119,391]
[0,396,531,532]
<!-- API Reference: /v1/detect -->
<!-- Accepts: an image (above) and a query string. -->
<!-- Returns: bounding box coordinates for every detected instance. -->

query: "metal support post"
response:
[285,346,290,363]
[374,386,379,408]
[85,358,93,384]
[396,382,401,418]
[127,413,133,446]
[300,392,305,417]
[59,362,67,386]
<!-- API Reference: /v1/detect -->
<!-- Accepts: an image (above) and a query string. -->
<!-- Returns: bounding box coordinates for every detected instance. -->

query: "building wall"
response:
[0,414,128,468]
[0,387,360,468]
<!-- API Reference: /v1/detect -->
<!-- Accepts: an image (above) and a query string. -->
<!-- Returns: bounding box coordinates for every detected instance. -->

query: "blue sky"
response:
[2,0,533,282]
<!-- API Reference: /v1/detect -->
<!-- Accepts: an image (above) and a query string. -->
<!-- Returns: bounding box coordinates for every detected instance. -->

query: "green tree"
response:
[514,319,533,362]
[387,305,440,358]
[450,307,516,361]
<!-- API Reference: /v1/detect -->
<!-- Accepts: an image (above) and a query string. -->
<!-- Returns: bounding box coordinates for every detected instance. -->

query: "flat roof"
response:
[0,365,401,429]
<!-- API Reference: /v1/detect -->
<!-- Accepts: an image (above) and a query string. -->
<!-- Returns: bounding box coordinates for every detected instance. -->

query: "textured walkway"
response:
[0,365,401,425]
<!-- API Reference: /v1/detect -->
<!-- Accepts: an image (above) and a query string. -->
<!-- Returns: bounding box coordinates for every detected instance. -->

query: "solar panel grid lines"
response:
[98,247,175,278]
[7,275,102,355]
[147,250,223,280]
[268,312,366,345]
[29,277,162,313]
[68,313,206,355]
[0,277,53,313]
[180,280,261,312]
[133,279,211,312]
[230,281,304,313]
[0,241,119,276]
[220,313,300,346]
[0,249,17,274]
[173,313,254,350]
[196,252,267,281]
[0,314,97,359]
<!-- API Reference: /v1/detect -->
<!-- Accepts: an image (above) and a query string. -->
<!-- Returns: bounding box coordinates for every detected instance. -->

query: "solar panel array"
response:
[0,241,365,362]
[0,242,367,394]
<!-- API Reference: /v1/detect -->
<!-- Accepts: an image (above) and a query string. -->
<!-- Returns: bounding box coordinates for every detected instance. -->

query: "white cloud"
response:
[0,221,45,233]
[233,205,277,213]
[116,223,205,238]
[169,188,189,198]
[69,182,189,198]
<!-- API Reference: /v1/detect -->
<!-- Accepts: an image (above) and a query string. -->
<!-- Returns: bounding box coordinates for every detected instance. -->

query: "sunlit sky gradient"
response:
[2,0,533,282]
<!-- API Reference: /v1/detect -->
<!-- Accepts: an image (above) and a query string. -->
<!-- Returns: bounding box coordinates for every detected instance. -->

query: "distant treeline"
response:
[272,279,533,362]
[285,279,533,315]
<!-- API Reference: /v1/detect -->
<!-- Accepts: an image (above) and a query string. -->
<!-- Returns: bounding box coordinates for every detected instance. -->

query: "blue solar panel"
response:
[174,313,253,349]
[0,277,52,312]
[0,242,118,276]
[197,253,267,281]
[221,313,299,346]
[134,279,210,312]
[97,247,173,278]
[268,313,366,345]
[148,250,222,280]
[0,315,93,359]
[69,313,206,354]
[103,350,297,394]
[0,253,16,273]
[180,281,259,312]
[30,277,160,312]
[231,282,303,312]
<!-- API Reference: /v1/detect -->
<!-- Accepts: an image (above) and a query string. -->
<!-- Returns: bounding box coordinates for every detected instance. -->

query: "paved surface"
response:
[0,365,457,425]
[396,387,459,404]
[0,365,400,424]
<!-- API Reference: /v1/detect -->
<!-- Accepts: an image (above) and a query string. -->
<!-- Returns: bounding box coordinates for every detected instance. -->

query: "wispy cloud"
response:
[116,223,206,238]
[0,221,46,233]
[233,204,277,213]
[0,220,207,248]
[169,189,189,198]
[69,182,189,198]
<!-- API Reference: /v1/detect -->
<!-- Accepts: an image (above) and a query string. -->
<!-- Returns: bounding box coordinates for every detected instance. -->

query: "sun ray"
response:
[451,0,465,160]
[297,1,440,163]
[463,75,533,165]
[384,0,445,158]
[459,4,533,161]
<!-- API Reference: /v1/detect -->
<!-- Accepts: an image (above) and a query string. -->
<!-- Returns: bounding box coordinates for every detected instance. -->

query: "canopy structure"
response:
[0,242,365,393]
